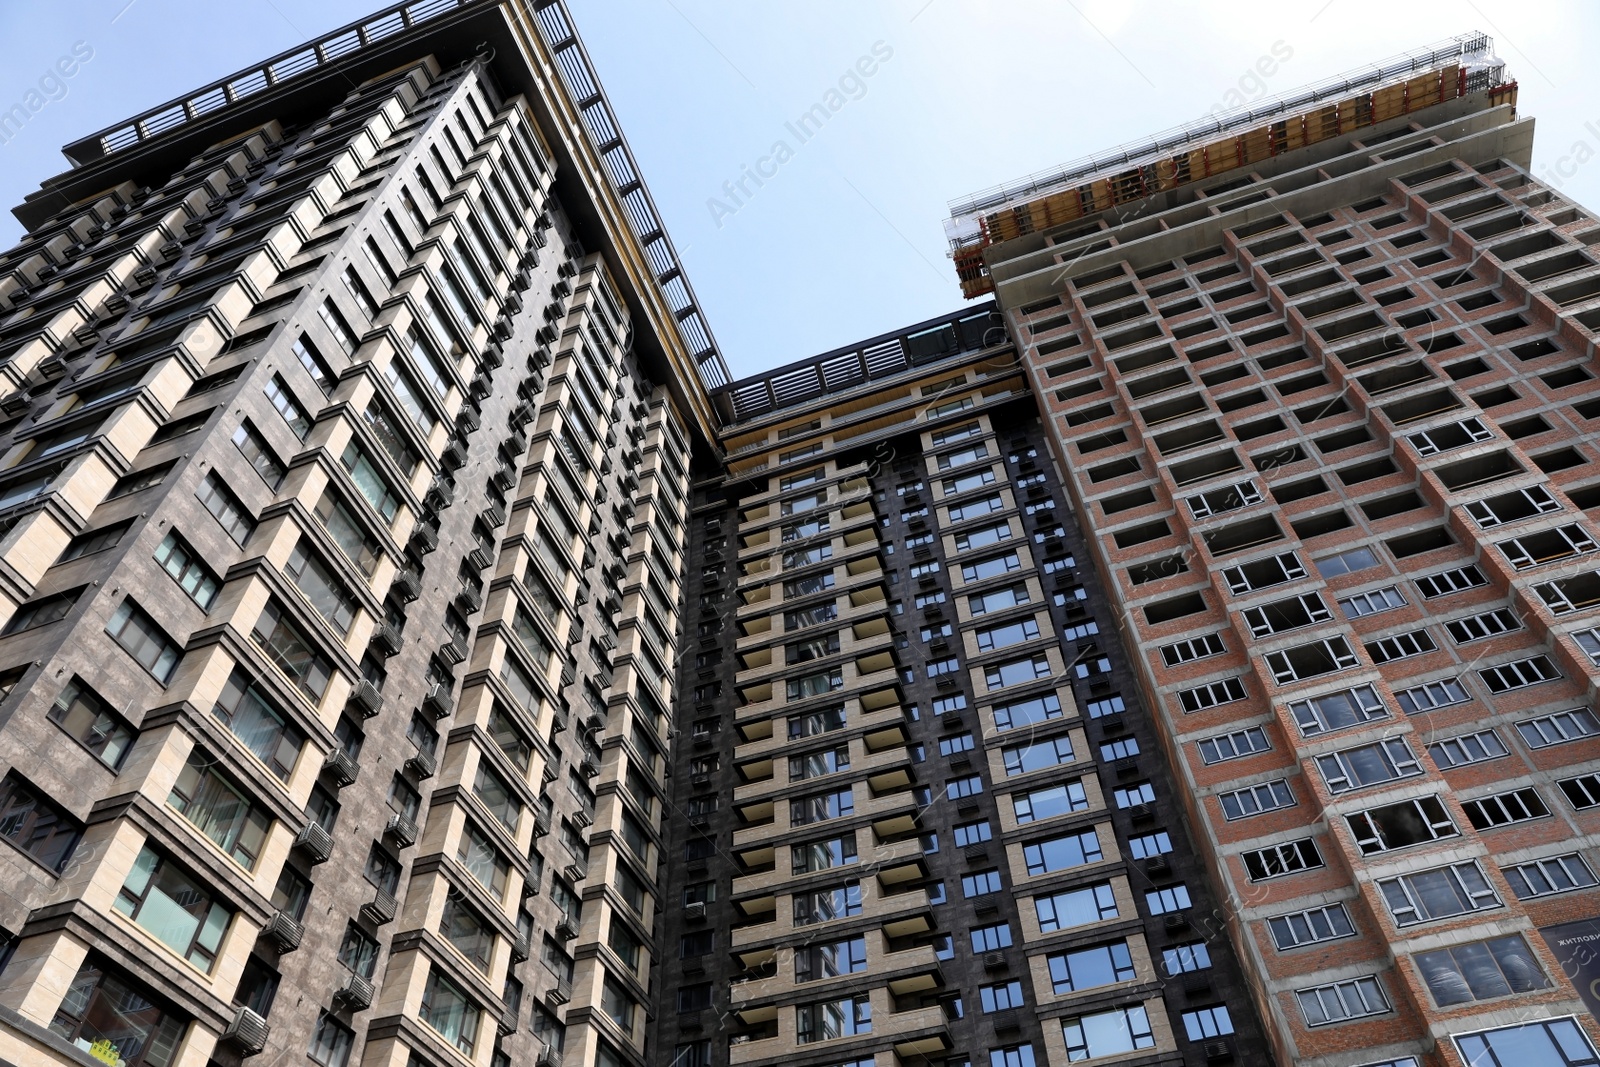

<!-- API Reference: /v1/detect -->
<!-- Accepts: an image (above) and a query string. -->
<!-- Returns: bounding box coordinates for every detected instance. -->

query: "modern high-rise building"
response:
[0,8,1595,1067]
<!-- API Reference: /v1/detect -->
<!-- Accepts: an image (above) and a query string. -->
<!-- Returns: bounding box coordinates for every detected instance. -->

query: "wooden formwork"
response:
[953,62,1519,298]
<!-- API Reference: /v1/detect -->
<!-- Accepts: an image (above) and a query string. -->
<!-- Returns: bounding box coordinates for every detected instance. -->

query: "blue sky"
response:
[1,1,1596,379]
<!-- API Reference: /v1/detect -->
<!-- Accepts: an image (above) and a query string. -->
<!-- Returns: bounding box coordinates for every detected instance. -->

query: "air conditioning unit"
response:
[385,812,418,848]
[294,825,331,863]
[348,679,383,719]
[333,971,375,1011]
[361,888,398,925]
[683,901,707,920]
[405,747,437,779]
[222,1006,270,1055]
[982,951,1007,971]
[262,910,304,952]
[322,749,359,788]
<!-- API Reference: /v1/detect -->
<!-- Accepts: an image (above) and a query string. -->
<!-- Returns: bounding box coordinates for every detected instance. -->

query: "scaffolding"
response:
[945,33,1516,298]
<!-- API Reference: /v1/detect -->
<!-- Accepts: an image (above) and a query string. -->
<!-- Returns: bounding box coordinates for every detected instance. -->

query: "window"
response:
[457,822,509,897]
[954,820,993,848]
[1454,1019,1600,1067]
[0,771,81,871]
[319,299,358,356]
[1518,708,1600,748]
[1242,838,1323,880]
[265,374,311,438]
[787,669,843,701]
[50,959,187,1067]
[792,834,856,873]
[1465,788,1551,829]
[1002,734,1075,776]
[1242,592,1331,638]
[989,1046,1037,1067]
[794,937,866,981]
[49,679,134,770]
[796,997,871,1043]
[285,540,357,634]
[214,669,304,779]
[1177,677,1246,712]
[1036,882,1119,930]
[1366,628,1437,663]
[962,551,1022,582]
[789,746,850,780]
[107,599,180,683]
[1447,607,1524,643]
[197,471,254,544]
[1128,832,1172,859]
[1114,782,1155,808]
[946,775,984,800]
[1316,546,1380,577]
[951,493,1005,522]
[1218,779,1295,820]
[293,334,337,395]
[1396,677,1470,714]
[792,882,861,925]
[1160,633,1226,666]
[58,521,130,562]
[955,521,1012,552]
[252,600,332,700]
[1014,781,1088,823]
[1023,829,1102,875]
[1348,796,1458,854]
[153,532,219,609]
[1416,935,1548,1006]
[1338,585,1406,618]
[1164,941,1212,976]
[108,463,172,499]
[975,618,1040,651]
[115,846,231,970]
[1060,1006,1155,1060]
[1267,903,1355,950]
[1297,976,1389,1026]
[338,923,380,979]
[1264,637,1359,683]
[1562,774,1600,810]
[792,788,853,825]
[963,869,1003,897]
[980,979,1025,1011]
[984,654,1052,690]
[1505,853,1598,899]
[1182,1006,1235,1041]
[1221,552,1306,594]
[167,749,270,868]
[3,588,81,634]
[1379,861,1500,925]
[1288,685,1386,736]
[421,970,481,1055]
[971,923,1012,951]
[1415,564,1488,598]
[233,421,285,489]
[1480,655,1561,693]
[992,693,1063,731]
[1198,726,1270,764]
[314,490,380,576]
[1428,729,1507,768]
[441,896,494,971]
[340,439,399,523]
[1316,738,1421,793]
[1047,941,1135,993]
[1498,523,1598,569]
